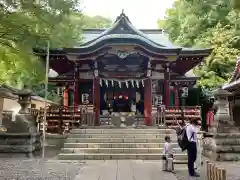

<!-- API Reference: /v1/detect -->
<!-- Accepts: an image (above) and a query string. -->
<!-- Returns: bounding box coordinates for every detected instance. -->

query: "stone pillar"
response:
[63,86,69,106]
[164,64,170,106]
[144,78,152,125]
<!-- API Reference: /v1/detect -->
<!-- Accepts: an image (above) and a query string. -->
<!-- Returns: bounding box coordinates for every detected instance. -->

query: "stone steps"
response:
[58,128,186,162]
[58,153,187,160]
[61,147,183,154]
[63,142,178,148]
[65,138,174,143]
[67,133,175,139]
[70,129,174,134]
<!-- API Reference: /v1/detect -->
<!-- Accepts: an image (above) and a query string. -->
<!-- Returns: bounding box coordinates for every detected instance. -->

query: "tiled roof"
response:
[81,29,176,48]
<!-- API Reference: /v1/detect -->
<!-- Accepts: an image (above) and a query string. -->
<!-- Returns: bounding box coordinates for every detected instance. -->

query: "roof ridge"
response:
[81,11,165,47]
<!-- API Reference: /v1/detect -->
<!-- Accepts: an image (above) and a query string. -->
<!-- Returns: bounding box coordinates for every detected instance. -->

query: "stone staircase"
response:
[58,128,187,163]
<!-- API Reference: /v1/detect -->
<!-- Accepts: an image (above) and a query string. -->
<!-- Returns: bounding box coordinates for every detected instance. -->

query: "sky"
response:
[82,0,176,29]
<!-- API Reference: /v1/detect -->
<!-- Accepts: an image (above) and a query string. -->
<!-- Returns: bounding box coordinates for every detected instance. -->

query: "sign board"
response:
[153,95,162,106]
[181,87,188,98]
[82,93,89,105]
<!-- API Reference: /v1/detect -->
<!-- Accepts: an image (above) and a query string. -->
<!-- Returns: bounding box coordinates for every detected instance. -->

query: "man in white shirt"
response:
[186,120,200,177]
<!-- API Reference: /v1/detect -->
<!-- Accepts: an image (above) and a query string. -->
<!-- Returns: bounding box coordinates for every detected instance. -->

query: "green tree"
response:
[159,0,240,89]
[0,0,112,102]
[0,0,83,89]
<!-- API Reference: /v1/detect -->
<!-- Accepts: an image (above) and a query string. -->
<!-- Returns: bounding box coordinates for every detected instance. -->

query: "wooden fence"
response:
[31,105,94,134]
[206,161,226,180]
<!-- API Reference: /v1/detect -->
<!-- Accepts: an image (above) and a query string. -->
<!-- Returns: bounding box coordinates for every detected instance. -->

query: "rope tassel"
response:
[105,80,108,87]
[131,80,134,87]
[136,80,139,88]
[142,80,144,87]
[118,81,121,88]
[126,81,129,88]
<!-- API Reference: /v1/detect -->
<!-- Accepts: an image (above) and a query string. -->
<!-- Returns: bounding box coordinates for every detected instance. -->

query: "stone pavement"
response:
[74,160,178,180]
[0,157,178,180]
[174,161,240,180]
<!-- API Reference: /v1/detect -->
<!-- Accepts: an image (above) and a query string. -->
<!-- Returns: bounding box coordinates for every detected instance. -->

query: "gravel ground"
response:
[0,158,84,180]
[0,147,84,180]
[174,161,240,180]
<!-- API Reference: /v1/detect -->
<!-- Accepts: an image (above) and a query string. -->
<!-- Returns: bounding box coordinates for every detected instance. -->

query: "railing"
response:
[206,161,226,180]
[154,106,202,127]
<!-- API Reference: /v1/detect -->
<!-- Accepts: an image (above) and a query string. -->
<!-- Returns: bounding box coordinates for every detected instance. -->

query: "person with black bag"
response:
[177,119,200,177]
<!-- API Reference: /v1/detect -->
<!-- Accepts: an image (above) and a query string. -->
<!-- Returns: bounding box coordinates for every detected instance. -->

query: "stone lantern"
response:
[211,88,233,133]
[203,88,240,161]
[0,85,41,157]
[14,85,33,114]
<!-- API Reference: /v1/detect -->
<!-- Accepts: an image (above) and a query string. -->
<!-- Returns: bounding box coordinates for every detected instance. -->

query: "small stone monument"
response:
[203,88,240,161]
[0,85,41,157]
[0,87,13,133]
[11,85,37,133]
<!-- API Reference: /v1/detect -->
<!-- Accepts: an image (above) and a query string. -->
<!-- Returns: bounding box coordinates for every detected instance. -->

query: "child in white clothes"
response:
[162,136,175,171]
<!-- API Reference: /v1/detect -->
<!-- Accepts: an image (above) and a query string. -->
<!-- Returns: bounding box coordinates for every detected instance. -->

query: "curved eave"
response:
[65,35,182,55]
[229,57,240,83]
[33,48,65,56]
[222,79,240,91]
[180,48,213,56]
[172,57,205,75]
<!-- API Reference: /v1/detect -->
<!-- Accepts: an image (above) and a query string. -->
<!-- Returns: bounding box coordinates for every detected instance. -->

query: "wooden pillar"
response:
[144,78,152,125]
[164,64,170,106]
[93,77,100,125]
[74,82,79,106]
[63,85,69,106]
[174,87,179,106]
[74,67,79,107]
[0,97,3,126]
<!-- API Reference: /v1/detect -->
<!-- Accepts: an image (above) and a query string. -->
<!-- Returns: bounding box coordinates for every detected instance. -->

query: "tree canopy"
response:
[0,0,112,91]
[158,0,240,89]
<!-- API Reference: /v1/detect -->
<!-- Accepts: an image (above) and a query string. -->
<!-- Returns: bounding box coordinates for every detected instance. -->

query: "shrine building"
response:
[34,12,212,125]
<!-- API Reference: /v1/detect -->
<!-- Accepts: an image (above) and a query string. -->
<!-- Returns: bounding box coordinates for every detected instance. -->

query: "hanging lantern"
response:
[147,70,151,77]
[94,70,98,77]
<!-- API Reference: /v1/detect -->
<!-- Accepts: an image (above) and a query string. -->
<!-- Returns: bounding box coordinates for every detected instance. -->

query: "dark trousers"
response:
[187,142,197,176]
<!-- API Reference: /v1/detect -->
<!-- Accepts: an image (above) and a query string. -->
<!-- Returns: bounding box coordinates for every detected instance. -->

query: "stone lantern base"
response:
[203,120,240,161]
[0,114,41,157]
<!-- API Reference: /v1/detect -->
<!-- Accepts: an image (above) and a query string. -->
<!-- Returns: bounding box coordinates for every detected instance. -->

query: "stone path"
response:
[0,158,178,180]
[174,161,240,180]
[74,160,178,180]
